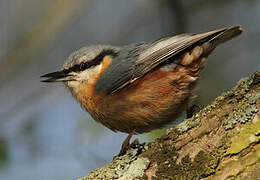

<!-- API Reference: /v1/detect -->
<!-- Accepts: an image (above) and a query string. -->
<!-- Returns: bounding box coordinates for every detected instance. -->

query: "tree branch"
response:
[80,72,260,180]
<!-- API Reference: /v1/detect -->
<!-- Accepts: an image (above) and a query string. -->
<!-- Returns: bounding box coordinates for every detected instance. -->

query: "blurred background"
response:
[0,0,259,179]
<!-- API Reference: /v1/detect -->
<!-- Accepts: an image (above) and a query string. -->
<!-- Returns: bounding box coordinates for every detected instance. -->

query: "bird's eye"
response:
[80,62,90,70]
[65,49,117,73]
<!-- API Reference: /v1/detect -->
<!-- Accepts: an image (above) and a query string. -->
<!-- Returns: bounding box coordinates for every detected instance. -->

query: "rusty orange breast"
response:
[76,55,201,133]
[76,56,112,117]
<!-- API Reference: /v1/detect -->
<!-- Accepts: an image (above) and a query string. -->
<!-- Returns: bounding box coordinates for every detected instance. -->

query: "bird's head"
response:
[41,45,119,94]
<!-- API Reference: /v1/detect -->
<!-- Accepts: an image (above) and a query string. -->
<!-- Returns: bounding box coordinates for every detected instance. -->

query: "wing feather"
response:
[95,26,242,93]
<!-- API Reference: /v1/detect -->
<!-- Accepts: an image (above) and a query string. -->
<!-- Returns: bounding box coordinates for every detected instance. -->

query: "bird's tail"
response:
[179,26,243,66]
[208,26,243,47]
[198,26,243,56]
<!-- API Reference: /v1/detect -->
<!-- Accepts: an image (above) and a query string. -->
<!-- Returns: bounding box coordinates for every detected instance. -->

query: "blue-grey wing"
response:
[95,26,242,94]
[95,43,147,93]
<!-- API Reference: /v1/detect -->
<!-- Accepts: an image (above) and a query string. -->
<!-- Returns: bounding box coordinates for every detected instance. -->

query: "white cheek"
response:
[67,80,79,89]
[78,64,102,84]
[65,64,102,95]
[66,81,80,95]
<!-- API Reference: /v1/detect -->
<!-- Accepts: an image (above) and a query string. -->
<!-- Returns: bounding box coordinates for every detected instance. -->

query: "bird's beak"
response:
[41,70,75,83]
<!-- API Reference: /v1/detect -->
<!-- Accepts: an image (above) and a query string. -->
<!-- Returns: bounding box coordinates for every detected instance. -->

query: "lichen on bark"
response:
[79,72,260,180]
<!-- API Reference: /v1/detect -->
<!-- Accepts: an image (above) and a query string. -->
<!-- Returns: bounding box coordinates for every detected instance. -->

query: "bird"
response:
[41,26,243,155]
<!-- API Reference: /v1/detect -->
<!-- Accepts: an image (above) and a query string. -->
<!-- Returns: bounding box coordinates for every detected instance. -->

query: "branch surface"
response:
[80,72,260,180]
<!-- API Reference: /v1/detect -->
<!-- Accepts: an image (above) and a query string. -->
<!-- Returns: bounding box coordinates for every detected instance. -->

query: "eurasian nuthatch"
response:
[41,26,242,153]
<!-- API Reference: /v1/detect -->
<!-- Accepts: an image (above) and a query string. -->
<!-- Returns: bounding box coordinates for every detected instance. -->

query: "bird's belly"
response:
[85,65,199,134]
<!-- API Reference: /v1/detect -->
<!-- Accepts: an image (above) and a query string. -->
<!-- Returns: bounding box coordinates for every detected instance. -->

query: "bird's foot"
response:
[118,132,140,156]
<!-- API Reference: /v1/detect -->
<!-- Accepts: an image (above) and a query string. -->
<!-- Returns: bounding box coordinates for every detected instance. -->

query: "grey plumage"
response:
[95,43,148,93]
[63,45,120,70]
[40,25,243,136]
[42,26,242,93]
[95,26,242,94]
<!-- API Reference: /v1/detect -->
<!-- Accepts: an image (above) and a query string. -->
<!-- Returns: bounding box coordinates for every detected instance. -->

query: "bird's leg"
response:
[186,104,201,119]
[118,131,139,156]
[118,133,133,156]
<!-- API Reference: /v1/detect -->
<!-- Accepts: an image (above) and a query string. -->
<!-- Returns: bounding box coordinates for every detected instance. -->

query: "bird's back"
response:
[77,26,242,133]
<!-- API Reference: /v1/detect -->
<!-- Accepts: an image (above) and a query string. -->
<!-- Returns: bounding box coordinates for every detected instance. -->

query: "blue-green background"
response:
[0,0,259,179]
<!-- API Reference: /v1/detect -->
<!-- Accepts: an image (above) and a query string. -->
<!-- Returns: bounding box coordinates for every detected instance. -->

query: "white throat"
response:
[65,64,102,95]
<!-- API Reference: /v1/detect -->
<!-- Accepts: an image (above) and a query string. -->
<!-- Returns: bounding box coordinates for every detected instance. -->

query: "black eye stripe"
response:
[64,49,117,73]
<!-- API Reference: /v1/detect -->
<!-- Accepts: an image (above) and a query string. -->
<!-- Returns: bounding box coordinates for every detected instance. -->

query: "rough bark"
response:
[79,72,260,180]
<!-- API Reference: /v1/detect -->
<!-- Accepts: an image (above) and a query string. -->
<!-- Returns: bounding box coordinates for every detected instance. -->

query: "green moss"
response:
[141,142,219,180]
[140,73,260,179]
[80,72,260,179]
[225,114,260,155]
[176,73,260,133]
[212,138,260,179]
